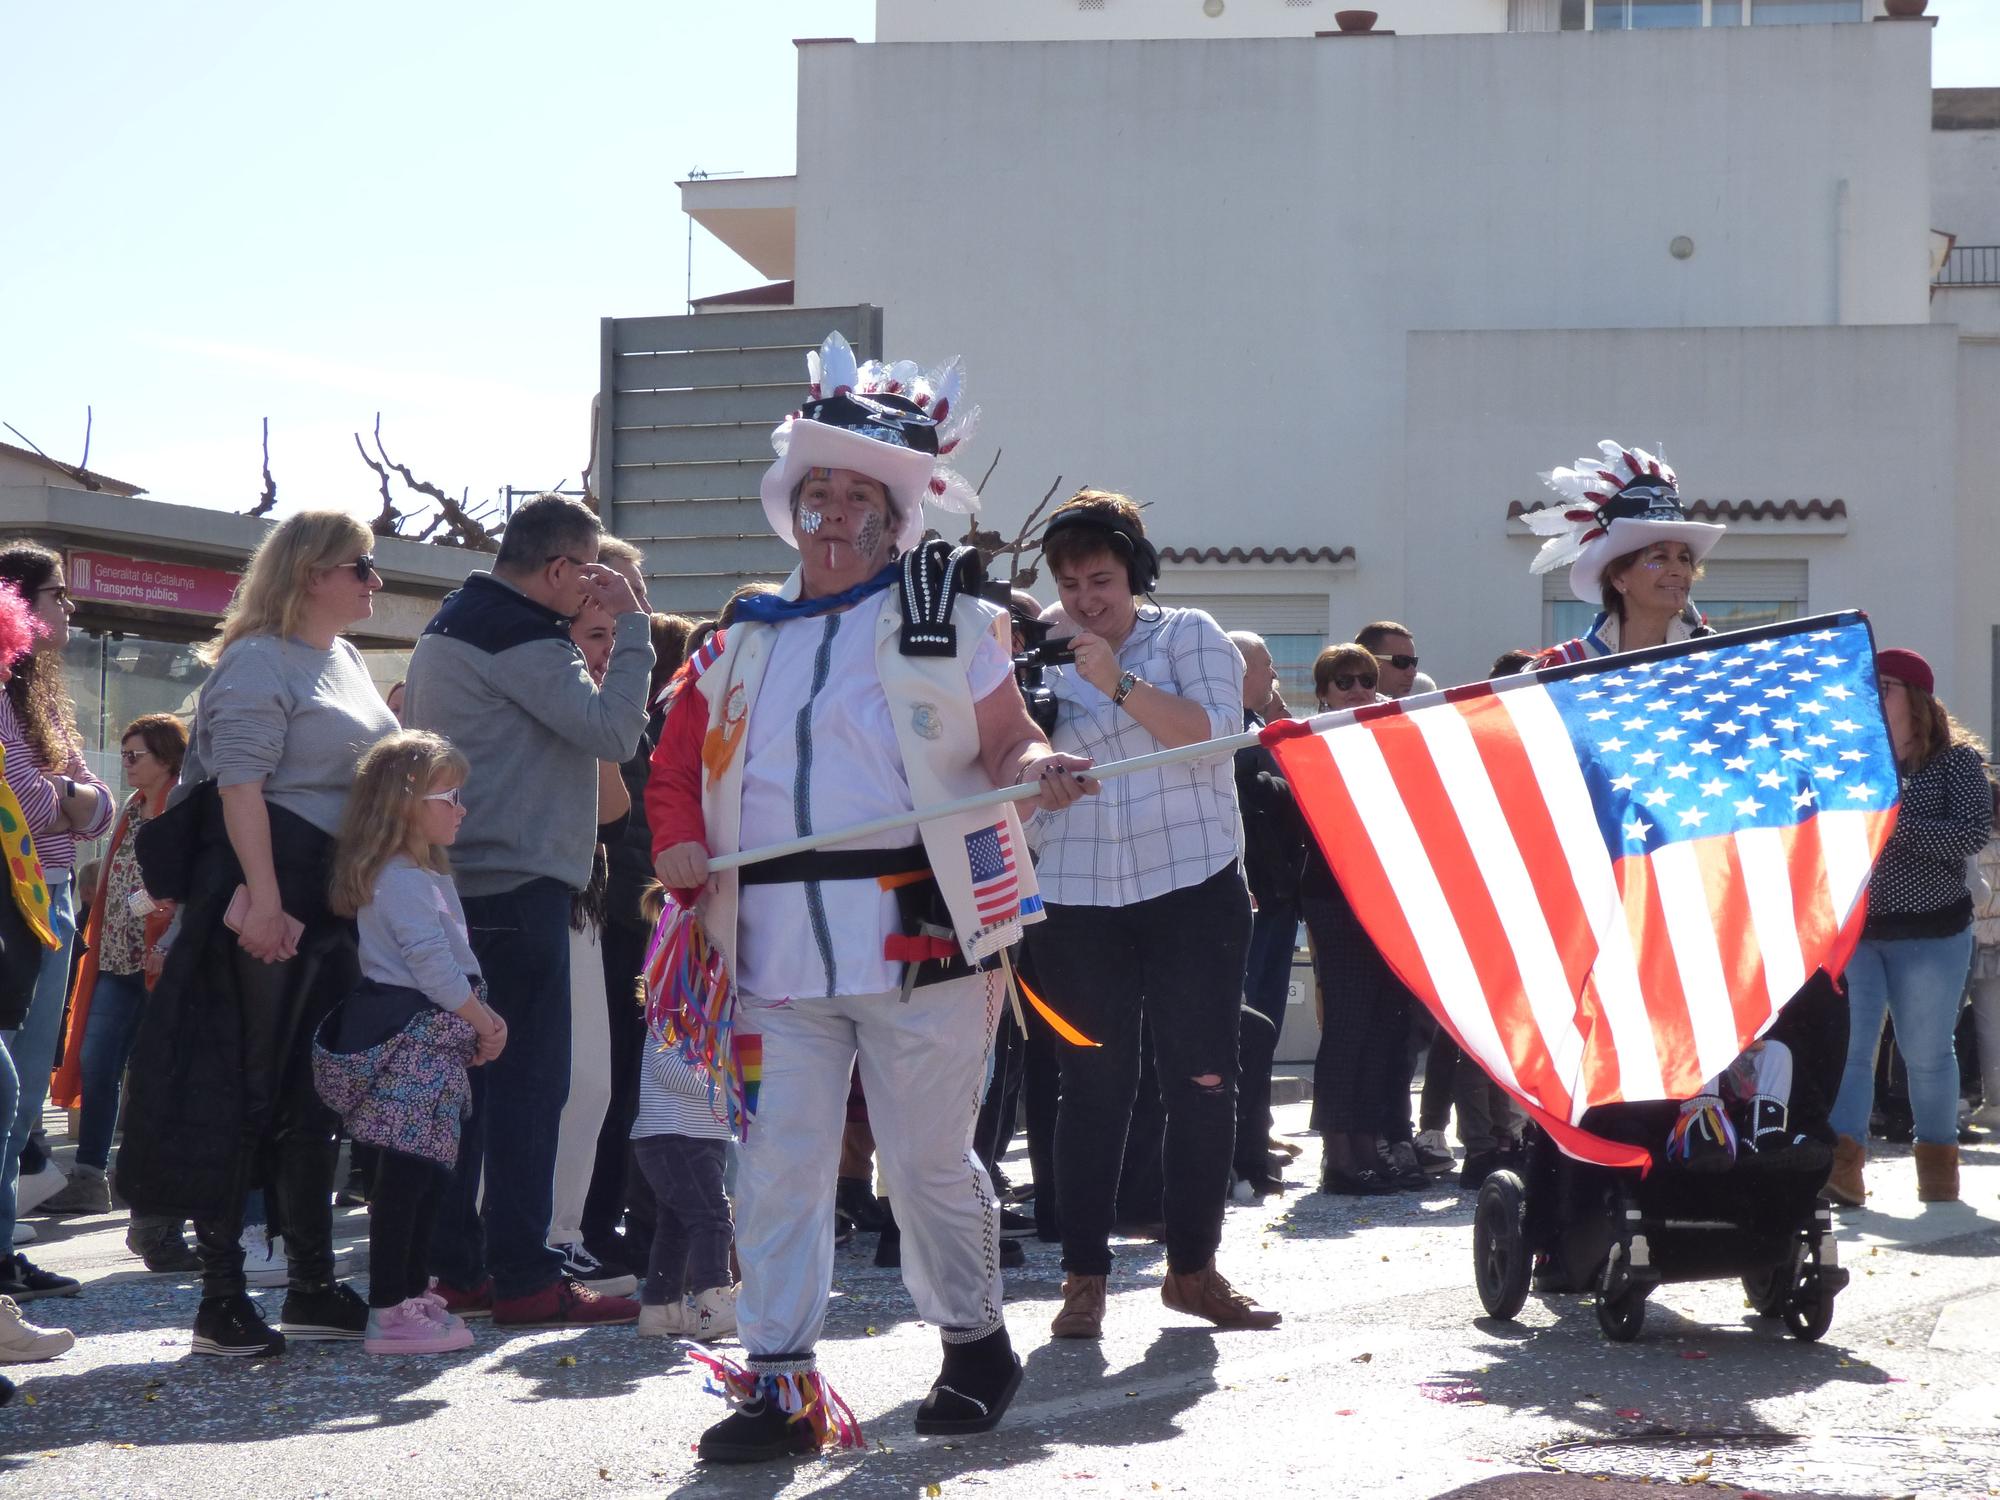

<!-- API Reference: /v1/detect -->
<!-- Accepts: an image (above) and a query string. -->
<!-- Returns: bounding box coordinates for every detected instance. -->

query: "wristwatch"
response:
[1112,671,1139,707]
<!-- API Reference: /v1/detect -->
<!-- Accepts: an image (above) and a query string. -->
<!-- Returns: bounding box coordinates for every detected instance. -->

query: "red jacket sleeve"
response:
[646,661,711,859]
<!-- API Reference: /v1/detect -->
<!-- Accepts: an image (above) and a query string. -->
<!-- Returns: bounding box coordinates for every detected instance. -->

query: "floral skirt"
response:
[312,980,476,1168]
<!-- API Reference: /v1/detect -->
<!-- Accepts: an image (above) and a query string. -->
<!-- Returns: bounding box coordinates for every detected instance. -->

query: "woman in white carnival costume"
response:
[1524,442,1798,1167]
[646,335,1092,1464]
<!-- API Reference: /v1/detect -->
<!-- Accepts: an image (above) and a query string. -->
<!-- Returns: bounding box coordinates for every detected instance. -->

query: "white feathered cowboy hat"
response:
[759,332,981,554]
[1521,441,1725,604]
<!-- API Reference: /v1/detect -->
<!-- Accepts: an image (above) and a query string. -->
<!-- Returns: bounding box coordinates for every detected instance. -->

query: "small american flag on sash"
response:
[918,804,1045,966]
[967,820,1023,924]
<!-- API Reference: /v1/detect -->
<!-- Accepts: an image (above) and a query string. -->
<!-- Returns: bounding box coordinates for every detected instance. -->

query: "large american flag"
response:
[1265,614,1899,1167]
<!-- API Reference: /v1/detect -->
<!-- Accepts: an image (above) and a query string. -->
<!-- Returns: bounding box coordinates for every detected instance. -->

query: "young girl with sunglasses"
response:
[317,731,507,1355]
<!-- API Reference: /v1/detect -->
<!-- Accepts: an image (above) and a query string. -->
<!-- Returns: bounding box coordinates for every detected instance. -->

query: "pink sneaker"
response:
[417,1284,455,1326]
[364,1298,474,1355]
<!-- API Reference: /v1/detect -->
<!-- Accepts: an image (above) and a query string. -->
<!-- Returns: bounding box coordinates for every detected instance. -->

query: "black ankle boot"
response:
[697,1394,820,1464]
[915,1325,1022,1435]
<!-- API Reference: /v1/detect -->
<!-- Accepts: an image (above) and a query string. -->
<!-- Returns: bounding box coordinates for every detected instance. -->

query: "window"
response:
[1711,0,1743,21]
[1751,0,1861,21]
[1541,558,1807,648]
[1266,635,1323,714]
[1168,592,1332,715]
[1595,0,1703,26]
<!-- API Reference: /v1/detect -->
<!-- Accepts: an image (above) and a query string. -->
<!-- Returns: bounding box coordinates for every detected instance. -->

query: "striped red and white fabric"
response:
[1265,614,1898,1168]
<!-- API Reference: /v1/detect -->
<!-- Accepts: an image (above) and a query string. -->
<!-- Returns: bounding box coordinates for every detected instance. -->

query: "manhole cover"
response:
[1533,1429,2000,1496]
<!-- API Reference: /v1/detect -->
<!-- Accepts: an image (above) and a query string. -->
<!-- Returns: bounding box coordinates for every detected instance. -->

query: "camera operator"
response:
[1022,490,1277,1342]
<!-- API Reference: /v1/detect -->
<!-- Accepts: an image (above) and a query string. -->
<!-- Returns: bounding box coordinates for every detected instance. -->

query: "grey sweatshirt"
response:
[404,571,652,897]
[184,635,399,836]
[358,856,481,1008]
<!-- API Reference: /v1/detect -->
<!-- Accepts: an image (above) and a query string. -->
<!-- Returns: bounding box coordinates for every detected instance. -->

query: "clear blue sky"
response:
[1,2,1991,520]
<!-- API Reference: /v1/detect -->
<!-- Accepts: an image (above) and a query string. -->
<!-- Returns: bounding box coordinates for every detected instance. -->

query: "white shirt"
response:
[736,603,1012,1000]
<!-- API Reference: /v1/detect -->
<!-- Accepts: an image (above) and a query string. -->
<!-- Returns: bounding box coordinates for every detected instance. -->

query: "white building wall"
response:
[1404,324,1975,729]
[1932,126,2000,244]
[793,25,1933,649]
[875,0,1508,43]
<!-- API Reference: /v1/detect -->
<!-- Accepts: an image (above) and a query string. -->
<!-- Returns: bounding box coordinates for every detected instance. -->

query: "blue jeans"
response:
[1830,929,1973,1146]
[76,970,149,1171]
[429,878,573,1300]
[0,873,76,1243]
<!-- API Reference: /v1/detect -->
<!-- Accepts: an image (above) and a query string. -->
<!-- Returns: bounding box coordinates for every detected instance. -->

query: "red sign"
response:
[67,550,241,618]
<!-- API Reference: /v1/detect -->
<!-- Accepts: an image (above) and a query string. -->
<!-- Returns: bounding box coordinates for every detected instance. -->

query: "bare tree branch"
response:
[79,406,92,474]
[247,418,278,517]
[355,416,402,536]
[3,422,101,491]
[371,421,500,552]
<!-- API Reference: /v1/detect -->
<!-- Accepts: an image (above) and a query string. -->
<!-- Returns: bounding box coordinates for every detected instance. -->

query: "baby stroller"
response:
[1472,971,1850,1343]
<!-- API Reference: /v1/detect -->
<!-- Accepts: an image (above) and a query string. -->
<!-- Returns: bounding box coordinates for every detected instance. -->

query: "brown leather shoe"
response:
[1161,1261,1281,1330]
[1050,1274,1105,1339]
[1824,1134,1866,1207]
[1914,1142,1960,1203]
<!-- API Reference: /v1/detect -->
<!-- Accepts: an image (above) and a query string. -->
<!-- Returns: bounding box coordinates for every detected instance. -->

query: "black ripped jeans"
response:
[1027,862,1251,1277]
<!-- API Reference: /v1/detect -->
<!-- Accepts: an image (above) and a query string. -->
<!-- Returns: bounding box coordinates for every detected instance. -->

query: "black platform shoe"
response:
[915,1326,1023,1436]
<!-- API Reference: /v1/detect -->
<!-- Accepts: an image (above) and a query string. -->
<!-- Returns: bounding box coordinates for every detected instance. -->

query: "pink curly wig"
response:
[0,583,46,682]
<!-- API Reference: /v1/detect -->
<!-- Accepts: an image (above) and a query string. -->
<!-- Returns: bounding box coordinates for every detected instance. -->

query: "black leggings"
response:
[367,1149,450,1309]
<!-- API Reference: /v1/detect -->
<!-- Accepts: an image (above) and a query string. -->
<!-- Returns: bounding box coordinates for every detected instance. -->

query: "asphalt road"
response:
[2,1100,1995,1500]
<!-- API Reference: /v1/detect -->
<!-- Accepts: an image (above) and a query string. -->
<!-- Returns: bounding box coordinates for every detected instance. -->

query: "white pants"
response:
[736,972,1003,1361]
[548,922,610,1246]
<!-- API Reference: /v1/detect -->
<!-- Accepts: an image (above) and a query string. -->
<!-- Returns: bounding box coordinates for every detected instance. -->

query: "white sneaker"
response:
[11,1222,34,1247]
[1229,1176,1258,1205]
[636,1300,691,1338]
[684,1284,739,1343]
[0,1294,74,1362]
[13,1163,66,1218]
[241,1228,290,1288]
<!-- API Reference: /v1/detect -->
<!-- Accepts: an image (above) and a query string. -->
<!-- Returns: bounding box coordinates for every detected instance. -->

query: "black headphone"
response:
[1041,506,1161,596]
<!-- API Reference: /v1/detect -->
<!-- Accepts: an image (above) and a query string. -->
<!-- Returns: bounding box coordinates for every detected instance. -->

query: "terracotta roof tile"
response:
[1506,498,1846,523]
[1158,543,1356,566]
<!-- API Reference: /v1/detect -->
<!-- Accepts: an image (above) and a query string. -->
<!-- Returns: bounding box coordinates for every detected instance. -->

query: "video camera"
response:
[1011,616,1074,735]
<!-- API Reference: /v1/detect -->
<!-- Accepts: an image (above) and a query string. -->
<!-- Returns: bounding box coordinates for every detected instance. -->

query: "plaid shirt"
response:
[1032,607,1244,908]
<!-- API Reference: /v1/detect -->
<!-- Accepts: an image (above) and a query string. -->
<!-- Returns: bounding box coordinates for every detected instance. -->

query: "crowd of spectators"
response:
[0,487,1993,1421]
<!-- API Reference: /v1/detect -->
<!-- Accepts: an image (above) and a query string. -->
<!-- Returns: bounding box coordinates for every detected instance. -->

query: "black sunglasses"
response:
[1382,654,1419,671]
[1328,672,1377,692]
[349,554,379,582]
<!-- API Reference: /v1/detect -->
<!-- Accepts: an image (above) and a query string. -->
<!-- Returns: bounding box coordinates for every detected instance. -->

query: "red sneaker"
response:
[492,1278,640,1328]
[432,1277,495,1320]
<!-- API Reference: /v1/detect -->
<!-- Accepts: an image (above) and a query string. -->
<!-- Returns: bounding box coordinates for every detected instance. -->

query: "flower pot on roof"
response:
[1334,9,1379,31]
[1882,0,1928,17]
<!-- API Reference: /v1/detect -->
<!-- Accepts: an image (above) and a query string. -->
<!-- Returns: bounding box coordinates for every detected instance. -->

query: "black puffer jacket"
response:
[117,782,358,1221]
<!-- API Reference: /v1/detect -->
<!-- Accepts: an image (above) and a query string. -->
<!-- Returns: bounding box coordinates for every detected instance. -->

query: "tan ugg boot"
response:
[1825,1135,1866,1207]
[1050,1275,1106,1339]
[1913,1142,1961,1204]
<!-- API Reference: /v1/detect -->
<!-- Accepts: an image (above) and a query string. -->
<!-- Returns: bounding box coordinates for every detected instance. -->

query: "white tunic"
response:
[736,605,1012,1000]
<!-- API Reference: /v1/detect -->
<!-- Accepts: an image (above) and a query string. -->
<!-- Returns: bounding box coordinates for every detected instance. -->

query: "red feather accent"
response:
[929,476,947,495]
[834,384,853,397]
[932,397,951,423]
[1621,450,1644,479]
[1596,470,1622,486]
[807,383,821,399]
[1564,508,1596,521]
[914,391,932,408]
[1581,526,1607,543]
[884,379,902,394]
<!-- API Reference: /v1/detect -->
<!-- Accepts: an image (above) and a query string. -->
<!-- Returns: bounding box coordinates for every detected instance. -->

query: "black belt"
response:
[738,846,932,887]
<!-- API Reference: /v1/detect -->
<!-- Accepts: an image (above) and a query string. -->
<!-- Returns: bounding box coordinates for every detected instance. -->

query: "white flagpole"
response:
[708,711,1366,874]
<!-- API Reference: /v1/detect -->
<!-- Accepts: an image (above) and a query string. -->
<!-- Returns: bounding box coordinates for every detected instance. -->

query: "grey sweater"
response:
[358,856,481,1009]
[185,635,399,836]
[404,571,652,897]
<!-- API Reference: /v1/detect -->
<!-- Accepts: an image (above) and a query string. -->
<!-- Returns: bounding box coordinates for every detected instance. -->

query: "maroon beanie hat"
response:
[1875,647,1934,695]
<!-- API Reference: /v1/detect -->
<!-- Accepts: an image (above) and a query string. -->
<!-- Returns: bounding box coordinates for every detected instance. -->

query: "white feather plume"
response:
[815,332,859,397]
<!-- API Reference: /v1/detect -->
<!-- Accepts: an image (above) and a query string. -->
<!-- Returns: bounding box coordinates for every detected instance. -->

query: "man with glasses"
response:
[404,492,654,1329]
[1353,620,1424,700]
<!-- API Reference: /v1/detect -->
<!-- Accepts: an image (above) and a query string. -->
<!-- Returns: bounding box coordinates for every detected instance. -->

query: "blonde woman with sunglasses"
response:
[118,511,398,1358]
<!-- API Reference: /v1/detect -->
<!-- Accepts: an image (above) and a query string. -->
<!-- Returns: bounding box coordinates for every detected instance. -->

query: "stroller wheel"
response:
[1473,1170,1530,1320]
[1742,1265,1790,1318]
[1596,1285,1647,1342]
[1784,1287,1835,1342]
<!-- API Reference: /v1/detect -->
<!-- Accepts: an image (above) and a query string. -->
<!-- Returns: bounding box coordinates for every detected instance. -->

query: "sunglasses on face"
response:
[1328,672,1377,692]
[423,786,464,808]
[351,554,379,582]
[1382,654,1419,671]
[120,748,153,765]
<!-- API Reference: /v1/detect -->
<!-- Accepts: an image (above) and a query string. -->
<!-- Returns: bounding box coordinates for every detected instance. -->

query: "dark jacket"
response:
[117,782,358,1221]
[604,707,662,931]
[1234,710,1308,908]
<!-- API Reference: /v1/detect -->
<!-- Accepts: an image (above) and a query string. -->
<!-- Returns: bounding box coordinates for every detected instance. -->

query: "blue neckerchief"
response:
[730,562,901,625]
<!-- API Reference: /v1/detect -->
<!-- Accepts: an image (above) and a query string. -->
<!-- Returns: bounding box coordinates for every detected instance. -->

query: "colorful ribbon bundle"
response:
[1665,1095,1738,1170]
[685,1346,864,1452]
[642,896,760,1136]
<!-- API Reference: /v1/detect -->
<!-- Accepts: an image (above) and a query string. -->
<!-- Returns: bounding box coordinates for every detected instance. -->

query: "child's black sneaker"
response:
[279,1280,369,1340]
[192,1293,286,1357]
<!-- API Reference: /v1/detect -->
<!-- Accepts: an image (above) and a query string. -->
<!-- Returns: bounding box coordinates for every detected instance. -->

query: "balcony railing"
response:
[1936,245,2000,288]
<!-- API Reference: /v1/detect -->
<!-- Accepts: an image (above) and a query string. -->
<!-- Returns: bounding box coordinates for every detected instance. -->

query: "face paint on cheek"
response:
[797,509,825,535]
[853,508,886,558]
